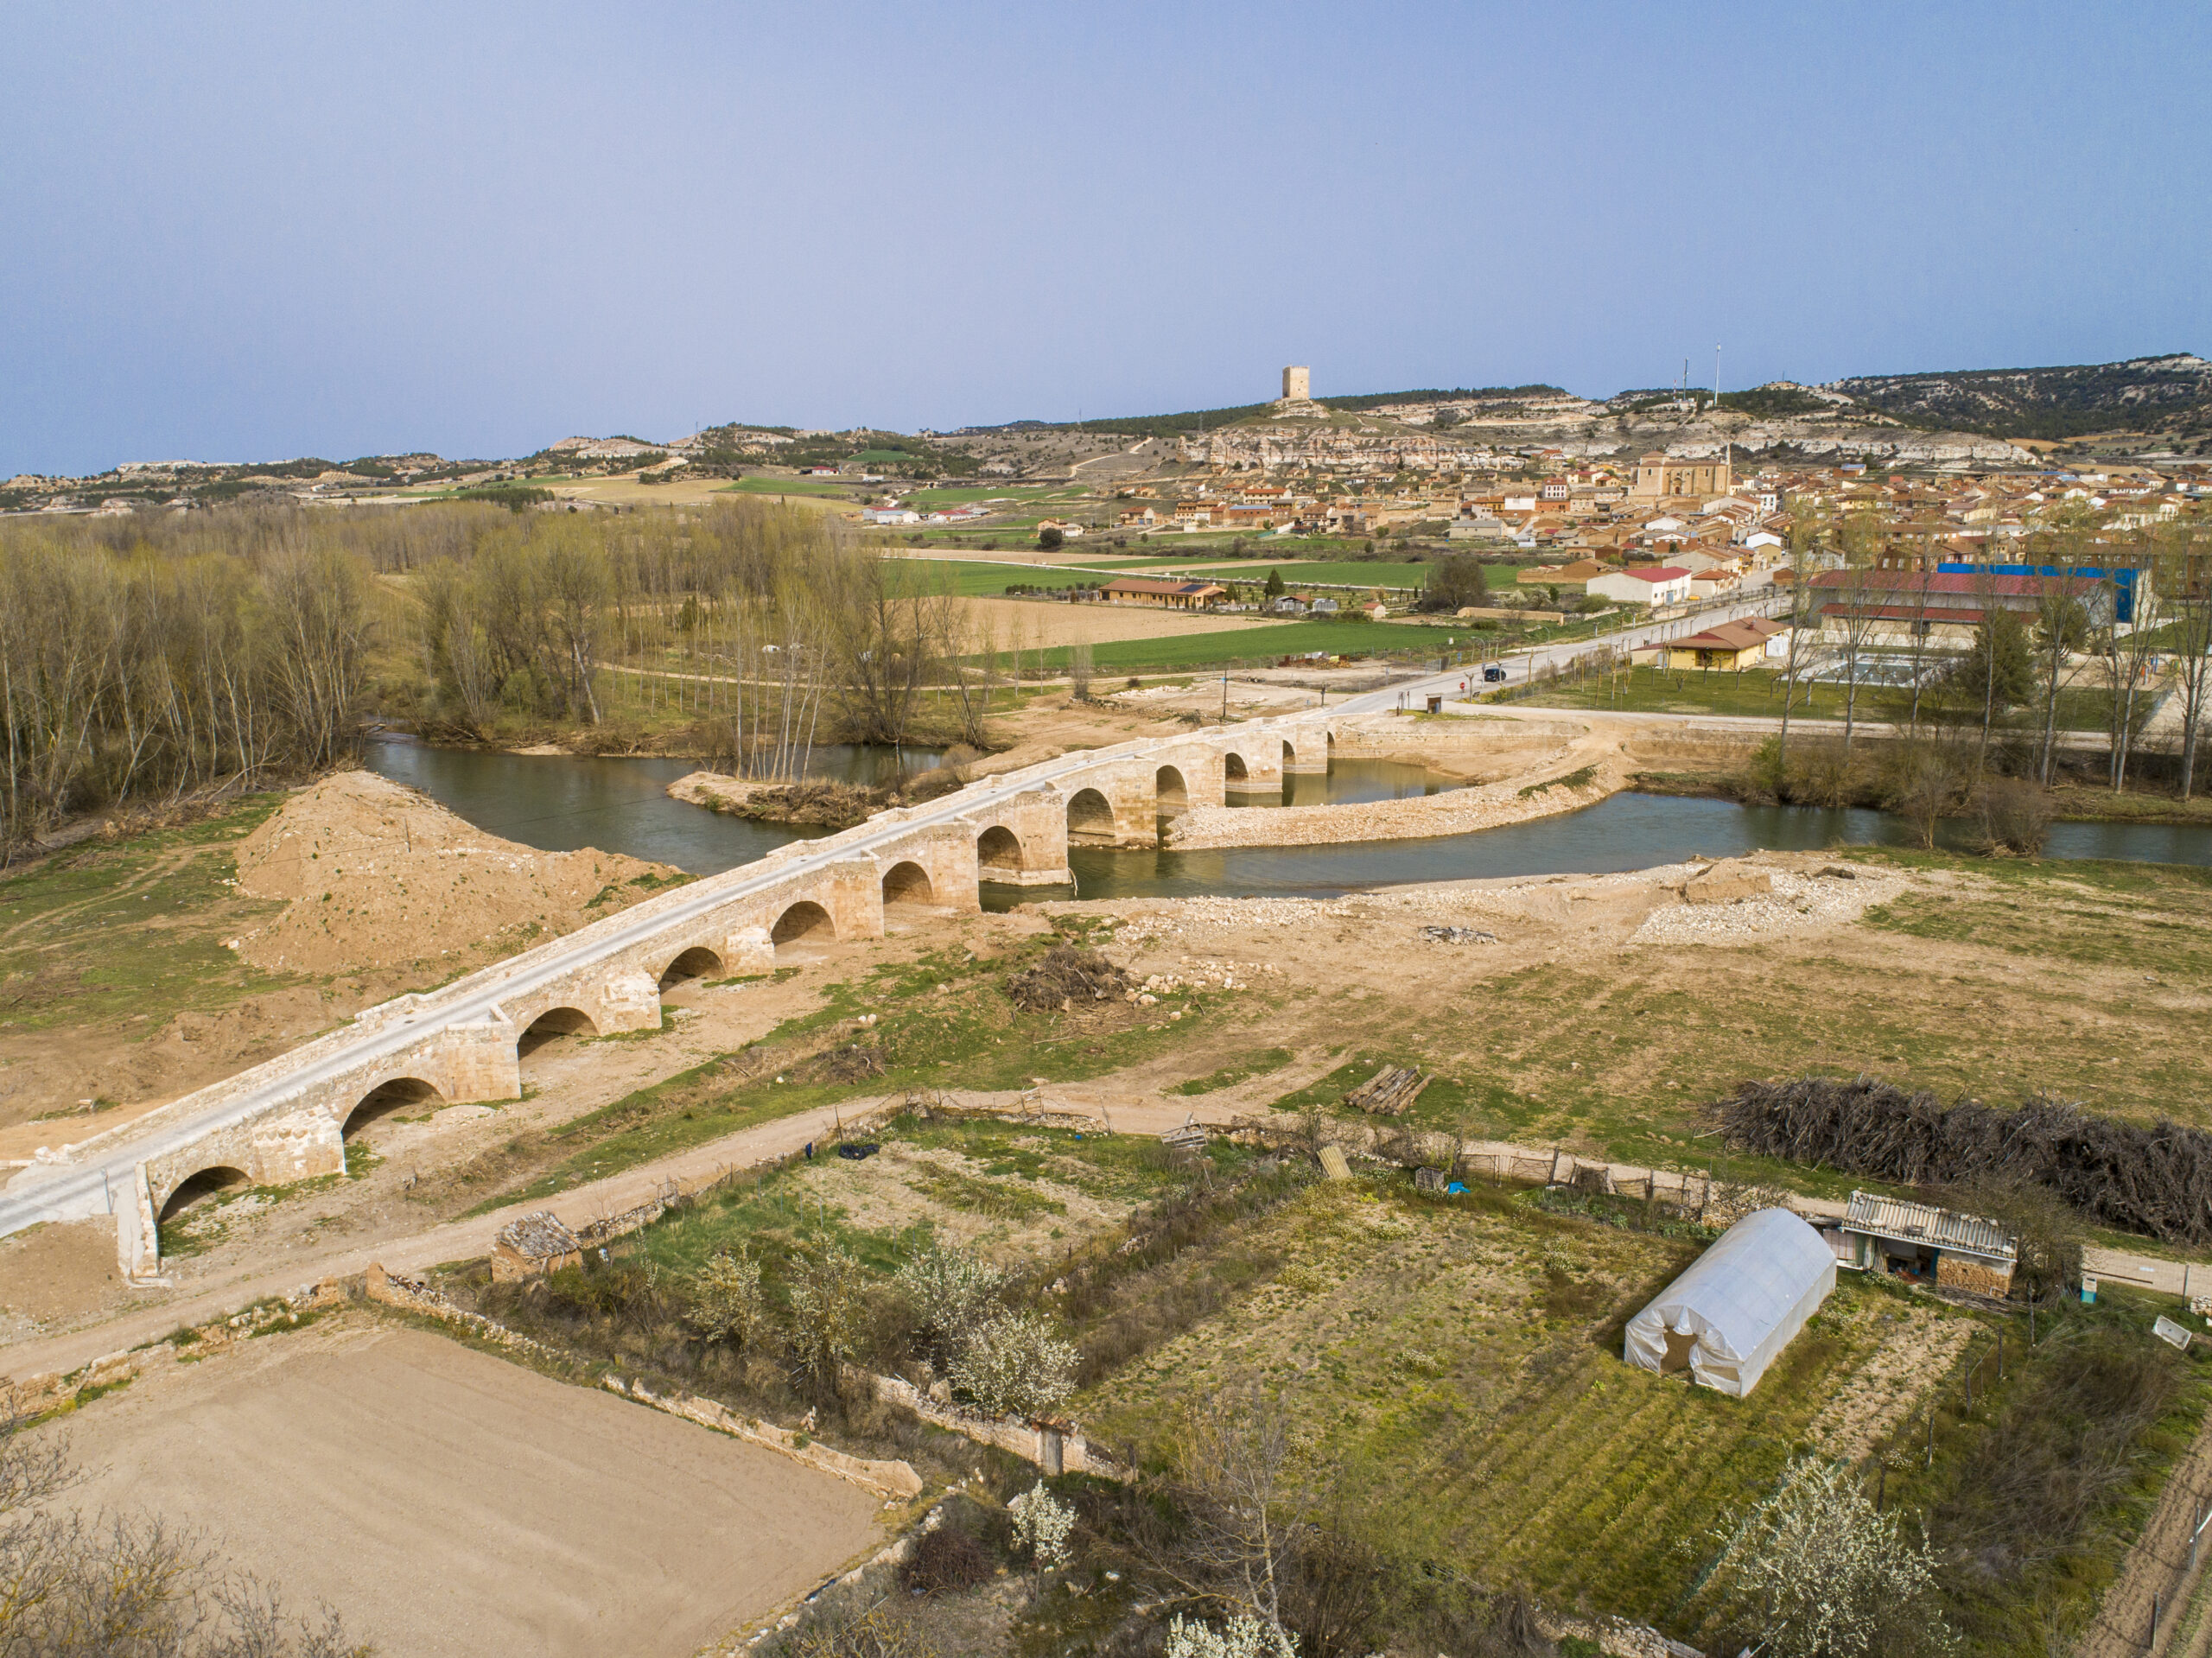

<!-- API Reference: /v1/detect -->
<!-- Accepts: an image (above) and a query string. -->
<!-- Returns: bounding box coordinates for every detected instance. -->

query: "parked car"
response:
[1482,664,1508,683]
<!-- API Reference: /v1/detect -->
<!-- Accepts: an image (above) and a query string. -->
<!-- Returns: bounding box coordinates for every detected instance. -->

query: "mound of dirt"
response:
[229,770,682,976]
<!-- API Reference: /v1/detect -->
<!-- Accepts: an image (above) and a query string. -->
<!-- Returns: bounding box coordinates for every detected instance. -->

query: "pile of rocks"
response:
[1630,867,1899,948]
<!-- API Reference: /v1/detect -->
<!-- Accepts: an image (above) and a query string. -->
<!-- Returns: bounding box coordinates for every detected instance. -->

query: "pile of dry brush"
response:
[1711,1074,2212,1246]
[1005,945,1133,1013]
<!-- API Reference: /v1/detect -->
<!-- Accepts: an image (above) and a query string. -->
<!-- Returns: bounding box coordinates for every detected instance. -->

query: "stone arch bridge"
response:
[2,721,1337,1280]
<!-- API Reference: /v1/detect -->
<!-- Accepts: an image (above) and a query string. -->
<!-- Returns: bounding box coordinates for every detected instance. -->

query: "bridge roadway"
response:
[0,589,1780,1278]
[0,717,1341,1275]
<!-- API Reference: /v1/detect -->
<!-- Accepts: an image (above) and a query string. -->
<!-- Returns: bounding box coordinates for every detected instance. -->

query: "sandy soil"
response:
[230,770,679,976]
[46,1318,885,1658]
[955,594,1287,650]
[0,1219,121,1335]
[0,775,688,1151]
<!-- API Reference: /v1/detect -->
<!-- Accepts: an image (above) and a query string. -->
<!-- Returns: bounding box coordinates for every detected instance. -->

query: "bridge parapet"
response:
[38,709,1351,1279]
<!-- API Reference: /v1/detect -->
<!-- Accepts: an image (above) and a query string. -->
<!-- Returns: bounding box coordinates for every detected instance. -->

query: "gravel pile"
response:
[1628,867,1898,947]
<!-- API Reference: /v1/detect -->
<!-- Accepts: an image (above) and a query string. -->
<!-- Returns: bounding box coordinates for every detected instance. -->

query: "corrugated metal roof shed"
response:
[1844,1191,2017,1264]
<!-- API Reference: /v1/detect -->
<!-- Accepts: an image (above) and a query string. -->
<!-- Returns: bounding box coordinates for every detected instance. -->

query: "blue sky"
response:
[3,2,2206,474]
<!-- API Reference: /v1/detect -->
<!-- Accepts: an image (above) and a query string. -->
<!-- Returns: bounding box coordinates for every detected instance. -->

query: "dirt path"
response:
[47,1318,885,1657]
[2079,1404,2212,1658]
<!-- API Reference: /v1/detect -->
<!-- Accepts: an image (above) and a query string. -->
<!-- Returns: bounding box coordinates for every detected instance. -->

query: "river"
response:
[362,740,2212,903]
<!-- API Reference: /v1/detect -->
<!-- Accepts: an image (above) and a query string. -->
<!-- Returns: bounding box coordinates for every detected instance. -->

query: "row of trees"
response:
[0,520,368,854]
[1770,503,2212,797]
[0,499,1035,851]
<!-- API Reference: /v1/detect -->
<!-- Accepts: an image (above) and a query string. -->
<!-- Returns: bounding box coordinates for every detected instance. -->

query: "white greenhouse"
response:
[1622,1207,1836,1397]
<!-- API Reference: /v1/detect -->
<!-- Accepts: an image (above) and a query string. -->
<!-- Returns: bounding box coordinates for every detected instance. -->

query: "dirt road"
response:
[47,1318,885,1658]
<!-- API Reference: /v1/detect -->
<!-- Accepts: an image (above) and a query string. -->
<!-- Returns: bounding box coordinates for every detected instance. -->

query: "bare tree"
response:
[1154,1386,1304,1635]
[1830,509,1889,754]
[2168,516,2212,799]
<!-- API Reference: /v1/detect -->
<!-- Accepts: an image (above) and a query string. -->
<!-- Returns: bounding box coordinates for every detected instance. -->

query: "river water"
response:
[362,740,2212,902]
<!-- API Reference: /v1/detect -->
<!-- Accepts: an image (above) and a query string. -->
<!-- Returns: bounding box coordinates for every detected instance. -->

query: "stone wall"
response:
[851,1367,1127,1482]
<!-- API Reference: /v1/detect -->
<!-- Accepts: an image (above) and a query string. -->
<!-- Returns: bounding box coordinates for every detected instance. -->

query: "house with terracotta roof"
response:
[1101,577,1228,611]
[1662,616,1790,670]
[1808,568,2113,646]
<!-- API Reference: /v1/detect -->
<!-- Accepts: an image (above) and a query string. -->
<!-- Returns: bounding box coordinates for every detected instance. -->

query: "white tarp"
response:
[1623,1208,1836,1397]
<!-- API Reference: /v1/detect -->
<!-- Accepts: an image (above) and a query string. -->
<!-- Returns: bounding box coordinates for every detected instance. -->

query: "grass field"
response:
[455,931,1261,1210]
[1257,848,2212,1188]
[1520,663,2132,730]
[1176,560,1433,588]
[1035,617,1470,671]
[0,797,298,1039]
[903,484,1067,508]
[721,475,851,498]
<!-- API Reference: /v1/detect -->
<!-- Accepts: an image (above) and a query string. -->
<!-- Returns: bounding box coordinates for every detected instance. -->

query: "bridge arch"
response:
[881,861,934,905]
[1223,752,1249,784]
[658,945,724,988]
[1065,787,1116,844]
[771,899,835,948]
[157,1165,250,1223]
[976,825,1024,874]
[1154,765,1189,814]
[518,1007,598,1058]
[342,1077,442,1140]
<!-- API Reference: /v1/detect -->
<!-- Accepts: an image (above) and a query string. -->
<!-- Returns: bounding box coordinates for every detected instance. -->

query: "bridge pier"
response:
[1281,726,1330,774]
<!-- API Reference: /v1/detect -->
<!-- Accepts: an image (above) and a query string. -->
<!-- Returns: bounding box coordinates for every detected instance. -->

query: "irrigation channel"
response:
[364,740,2212,904]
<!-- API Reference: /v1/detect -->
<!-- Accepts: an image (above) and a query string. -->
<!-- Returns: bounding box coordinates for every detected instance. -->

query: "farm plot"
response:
[1075,1178,1975,1622]
[47,1318,884,1658]
[952,595,1288,651]
[634,1116,1230,1280]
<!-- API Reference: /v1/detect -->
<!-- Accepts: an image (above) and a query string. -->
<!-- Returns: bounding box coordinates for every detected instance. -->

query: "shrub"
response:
[1976,774,2052,855]
[1694,1456,1953,1657]
[900,1522,993,1595]
[686,1244,766,1348]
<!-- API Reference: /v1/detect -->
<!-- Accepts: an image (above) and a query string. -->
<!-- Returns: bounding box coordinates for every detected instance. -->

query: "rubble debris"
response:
[1421,924,1498,944]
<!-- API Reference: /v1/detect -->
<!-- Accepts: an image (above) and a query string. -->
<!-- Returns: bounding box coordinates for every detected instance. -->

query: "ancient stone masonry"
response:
[608,1374,922,1500]
[23,716,1331,1279]
[849,1366,1127,1482]
[491,1210,582,1282]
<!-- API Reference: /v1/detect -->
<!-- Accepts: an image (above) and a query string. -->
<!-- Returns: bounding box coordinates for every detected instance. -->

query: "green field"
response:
[721,475,849,498]
[1518,663,2136,731]
[1176,560,1432,589]
[1037,618,1468,671]
[891,559,1091,595]
[903,484,1066,508]
[0,797,301,1040]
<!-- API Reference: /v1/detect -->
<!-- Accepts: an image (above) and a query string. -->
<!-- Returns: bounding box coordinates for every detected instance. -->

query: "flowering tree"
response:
[1698,1456,1953,1658]
[1007,1480,1074,1601]
[1163,1613,1298,1658]
[946,1309,1077,1418]
[896,1244,1005,1363]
